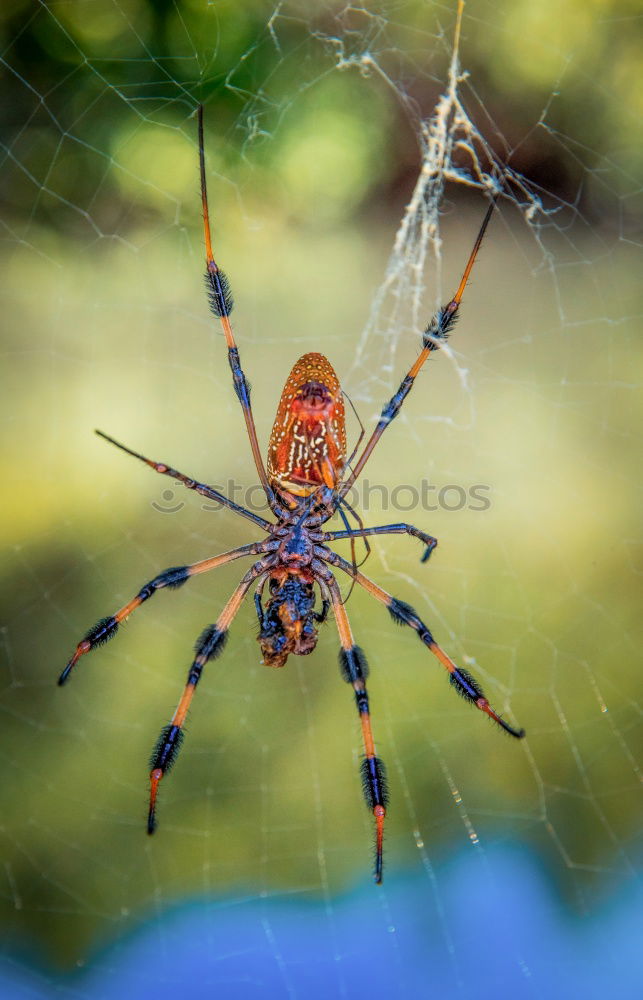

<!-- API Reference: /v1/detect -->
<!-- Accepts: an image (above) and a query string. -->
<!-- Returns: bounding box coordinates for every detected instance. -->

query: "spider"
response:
[59,105,525,884]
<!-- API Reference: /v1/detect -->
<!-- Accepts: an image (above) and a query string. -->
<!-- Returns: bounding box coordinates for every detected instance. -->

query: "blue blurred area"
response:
[3,846,641,999]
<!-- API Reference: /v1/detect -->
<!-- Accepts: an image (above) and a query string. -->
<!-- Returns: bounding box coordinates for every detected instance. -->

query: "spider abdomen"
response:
[267,352,346,496]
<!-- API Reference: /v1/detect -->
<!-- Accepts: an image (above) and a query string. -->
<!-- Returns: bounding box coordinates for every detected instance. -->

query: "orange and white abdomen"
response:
[267,352,346,496]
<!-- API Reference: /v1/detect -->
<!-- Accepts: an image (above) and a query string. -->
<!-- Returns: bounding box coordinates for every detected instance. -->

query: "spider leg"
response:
[314,561,388,884]
[343,388,365,469]
[314,598,330,624]
[198,106,275,508]
[59,540,275,685]
[335,502,360,603]
[333,496,374,604]
[253,589,265,632]
[148,557,272,833]
[253,574,272,633]
[95,430,273,532]
[323,521,438,563]
[340,197,498,498]
[319,548,525,740]
[338,497,372,566]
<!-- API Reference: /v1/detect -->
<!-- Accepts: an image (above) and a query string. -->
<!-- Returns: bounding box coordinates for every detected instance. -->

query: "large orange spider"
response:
[59,106,525,883]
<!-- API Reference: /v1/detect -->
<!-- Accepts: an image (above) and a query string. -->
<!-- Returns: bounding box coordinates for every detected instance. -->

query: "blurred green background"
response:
[1,0,641,974]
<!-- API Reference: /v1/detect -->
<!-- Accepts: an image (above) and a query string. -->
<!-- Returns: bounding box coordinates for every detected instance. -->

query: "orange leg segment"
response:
[147,558,272,834]
[322,549,525,740]
[327,573,388,883]
[95,430,272,532]
[198,105,273,502]
[59,541,272,685]
[340,196,498,497]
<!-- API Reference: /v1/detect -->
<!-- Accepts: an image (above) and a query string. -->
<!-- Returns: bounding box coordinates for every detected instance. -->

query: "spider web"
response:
[1,1,641,997]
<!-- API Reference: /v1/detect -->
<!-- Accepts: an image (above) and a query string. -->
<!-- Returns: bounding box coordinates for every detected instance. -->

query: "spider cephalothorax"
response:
[59,105,524,884]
